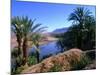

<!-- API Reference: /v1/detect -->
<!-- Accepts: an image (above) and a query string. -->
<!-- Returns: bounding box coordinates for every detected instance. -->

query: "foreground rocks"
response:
[22,49,96,74]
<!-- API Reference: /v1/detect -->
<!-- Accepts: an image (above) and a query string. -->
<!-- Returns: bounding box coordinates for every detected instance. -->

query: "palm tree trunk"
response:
[17,37,22,56]
[36,51,40,63]
[17,41,21,54]
[22,37,28,65]
[36,44,40,63]
[77,23,83,49]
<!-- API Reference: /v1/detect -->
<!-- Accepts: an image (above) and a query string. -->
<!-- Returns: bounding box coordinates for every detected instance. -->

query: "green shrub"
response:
[11,52,37,74]
[71,55,91,70]
[49,64,62,72]
[11,66,24,75]
[11,57,23,75]
[27,56,37,66]
[11,47,20,58]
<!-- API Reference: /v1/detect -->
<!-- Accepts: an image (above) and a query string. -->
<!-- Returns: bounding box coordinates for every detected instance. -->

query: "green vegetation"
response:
[48,55,91,72]
[12,66,24,75]
[49,64,62,72]
[11,16,46,74]
[11,48,23,73]
[11,7,96,74]
[11,47,21,58]
[31,34,43,63]
[71,55,91,70]
[11,48,37,74]
[12,16,46,64]
[11,17,23,58]
[57,7,95,51]
[27,55,37,66]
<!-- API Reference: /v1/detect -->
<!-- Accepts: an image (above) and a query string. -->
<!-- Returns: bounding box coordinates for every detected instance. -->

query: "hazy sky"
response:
[11,0,96,32]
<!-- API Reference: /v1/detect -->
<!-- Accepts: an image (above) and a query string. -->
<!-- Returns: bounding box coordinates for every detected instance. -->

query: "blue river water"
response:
[28,41,61,59]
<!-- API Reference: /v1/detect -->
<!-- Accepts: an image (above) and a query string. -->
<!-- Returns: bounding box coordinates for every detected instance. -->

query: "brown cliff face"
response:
[21,48,96,74]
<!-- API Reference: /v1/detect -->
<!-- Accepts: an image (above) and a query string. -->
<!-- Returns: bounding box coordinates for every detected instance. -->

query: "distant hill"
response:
[52,27,68,34]
[53,27,67,33]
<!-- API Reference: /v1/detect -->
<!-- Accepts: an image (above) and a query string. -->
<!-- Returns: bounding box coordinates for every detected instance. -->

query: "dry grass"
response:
[21,48,85,74]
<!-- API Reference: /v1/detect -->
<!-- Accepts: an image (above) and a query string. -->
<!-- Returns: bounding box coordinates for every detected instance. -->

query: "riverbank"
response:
[11,35,58,49]
[22,49,96,73]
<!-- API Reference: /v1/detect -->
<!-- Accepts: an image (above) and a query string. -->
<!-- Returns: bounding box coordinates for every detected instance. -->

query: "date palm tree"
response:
[31,34,43,63]
[68,7,94,49]
[12,16,47,65]
[11,16,23,56]
[57,7,95,51]
[21,16,47,65]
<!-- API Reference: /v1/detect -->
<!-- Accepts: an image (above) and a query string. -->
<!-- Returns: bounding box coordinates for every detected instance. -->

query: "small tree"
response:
[31,33,45,63]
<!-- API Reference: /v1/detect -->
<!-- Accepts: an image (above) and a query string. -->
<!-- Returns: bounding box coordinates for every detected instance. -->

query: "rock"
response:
[21,48,84,73]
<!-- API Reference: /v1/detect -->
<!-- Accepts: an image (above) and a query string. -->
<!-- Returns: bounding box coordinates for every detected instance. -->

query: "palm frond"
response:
[31,23,42,32]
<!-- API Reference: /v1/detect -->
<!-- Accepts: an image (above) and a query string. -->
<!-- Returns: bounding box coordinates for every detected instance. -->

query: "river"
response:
[28,41,61,59]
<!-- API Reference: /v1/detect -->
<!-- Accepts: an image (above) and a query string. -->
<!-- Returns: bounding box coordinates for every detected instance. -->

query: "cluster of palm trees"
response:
[11,16,46,65]
[11,7,96,69]
[57,7,95,51]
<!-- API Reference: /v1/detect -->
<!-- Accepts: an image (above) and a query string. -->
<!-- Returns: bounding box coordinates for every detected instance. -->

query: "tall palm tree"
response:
[57,7,95,51]
[68,7,92,25]
[22,17,45,63]
[11,16,23,56]
[12,16,47,65]
[68,7,94,49]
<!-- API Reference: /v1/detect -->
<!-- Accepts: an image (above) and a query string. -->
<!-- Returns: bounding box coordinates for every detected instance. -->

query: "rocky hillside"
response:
[21,49,96,74]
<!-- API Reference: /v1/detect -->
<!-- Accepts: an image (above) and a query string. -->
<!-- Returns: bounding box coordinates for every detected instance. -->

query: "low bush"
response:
[48,64,62,72]
[11,65,25,75]
[27,56,37,66]
[71,55,91,70]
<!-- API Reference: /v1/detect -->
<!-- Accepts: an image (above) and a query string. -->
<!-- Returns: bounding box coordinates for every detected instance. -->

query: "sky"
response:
[11,0,96,32]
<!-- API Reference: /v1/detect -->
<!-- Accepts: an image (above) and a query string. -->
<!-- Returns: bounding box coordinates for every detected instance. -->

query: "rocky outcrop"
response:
[21,49,96,74]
